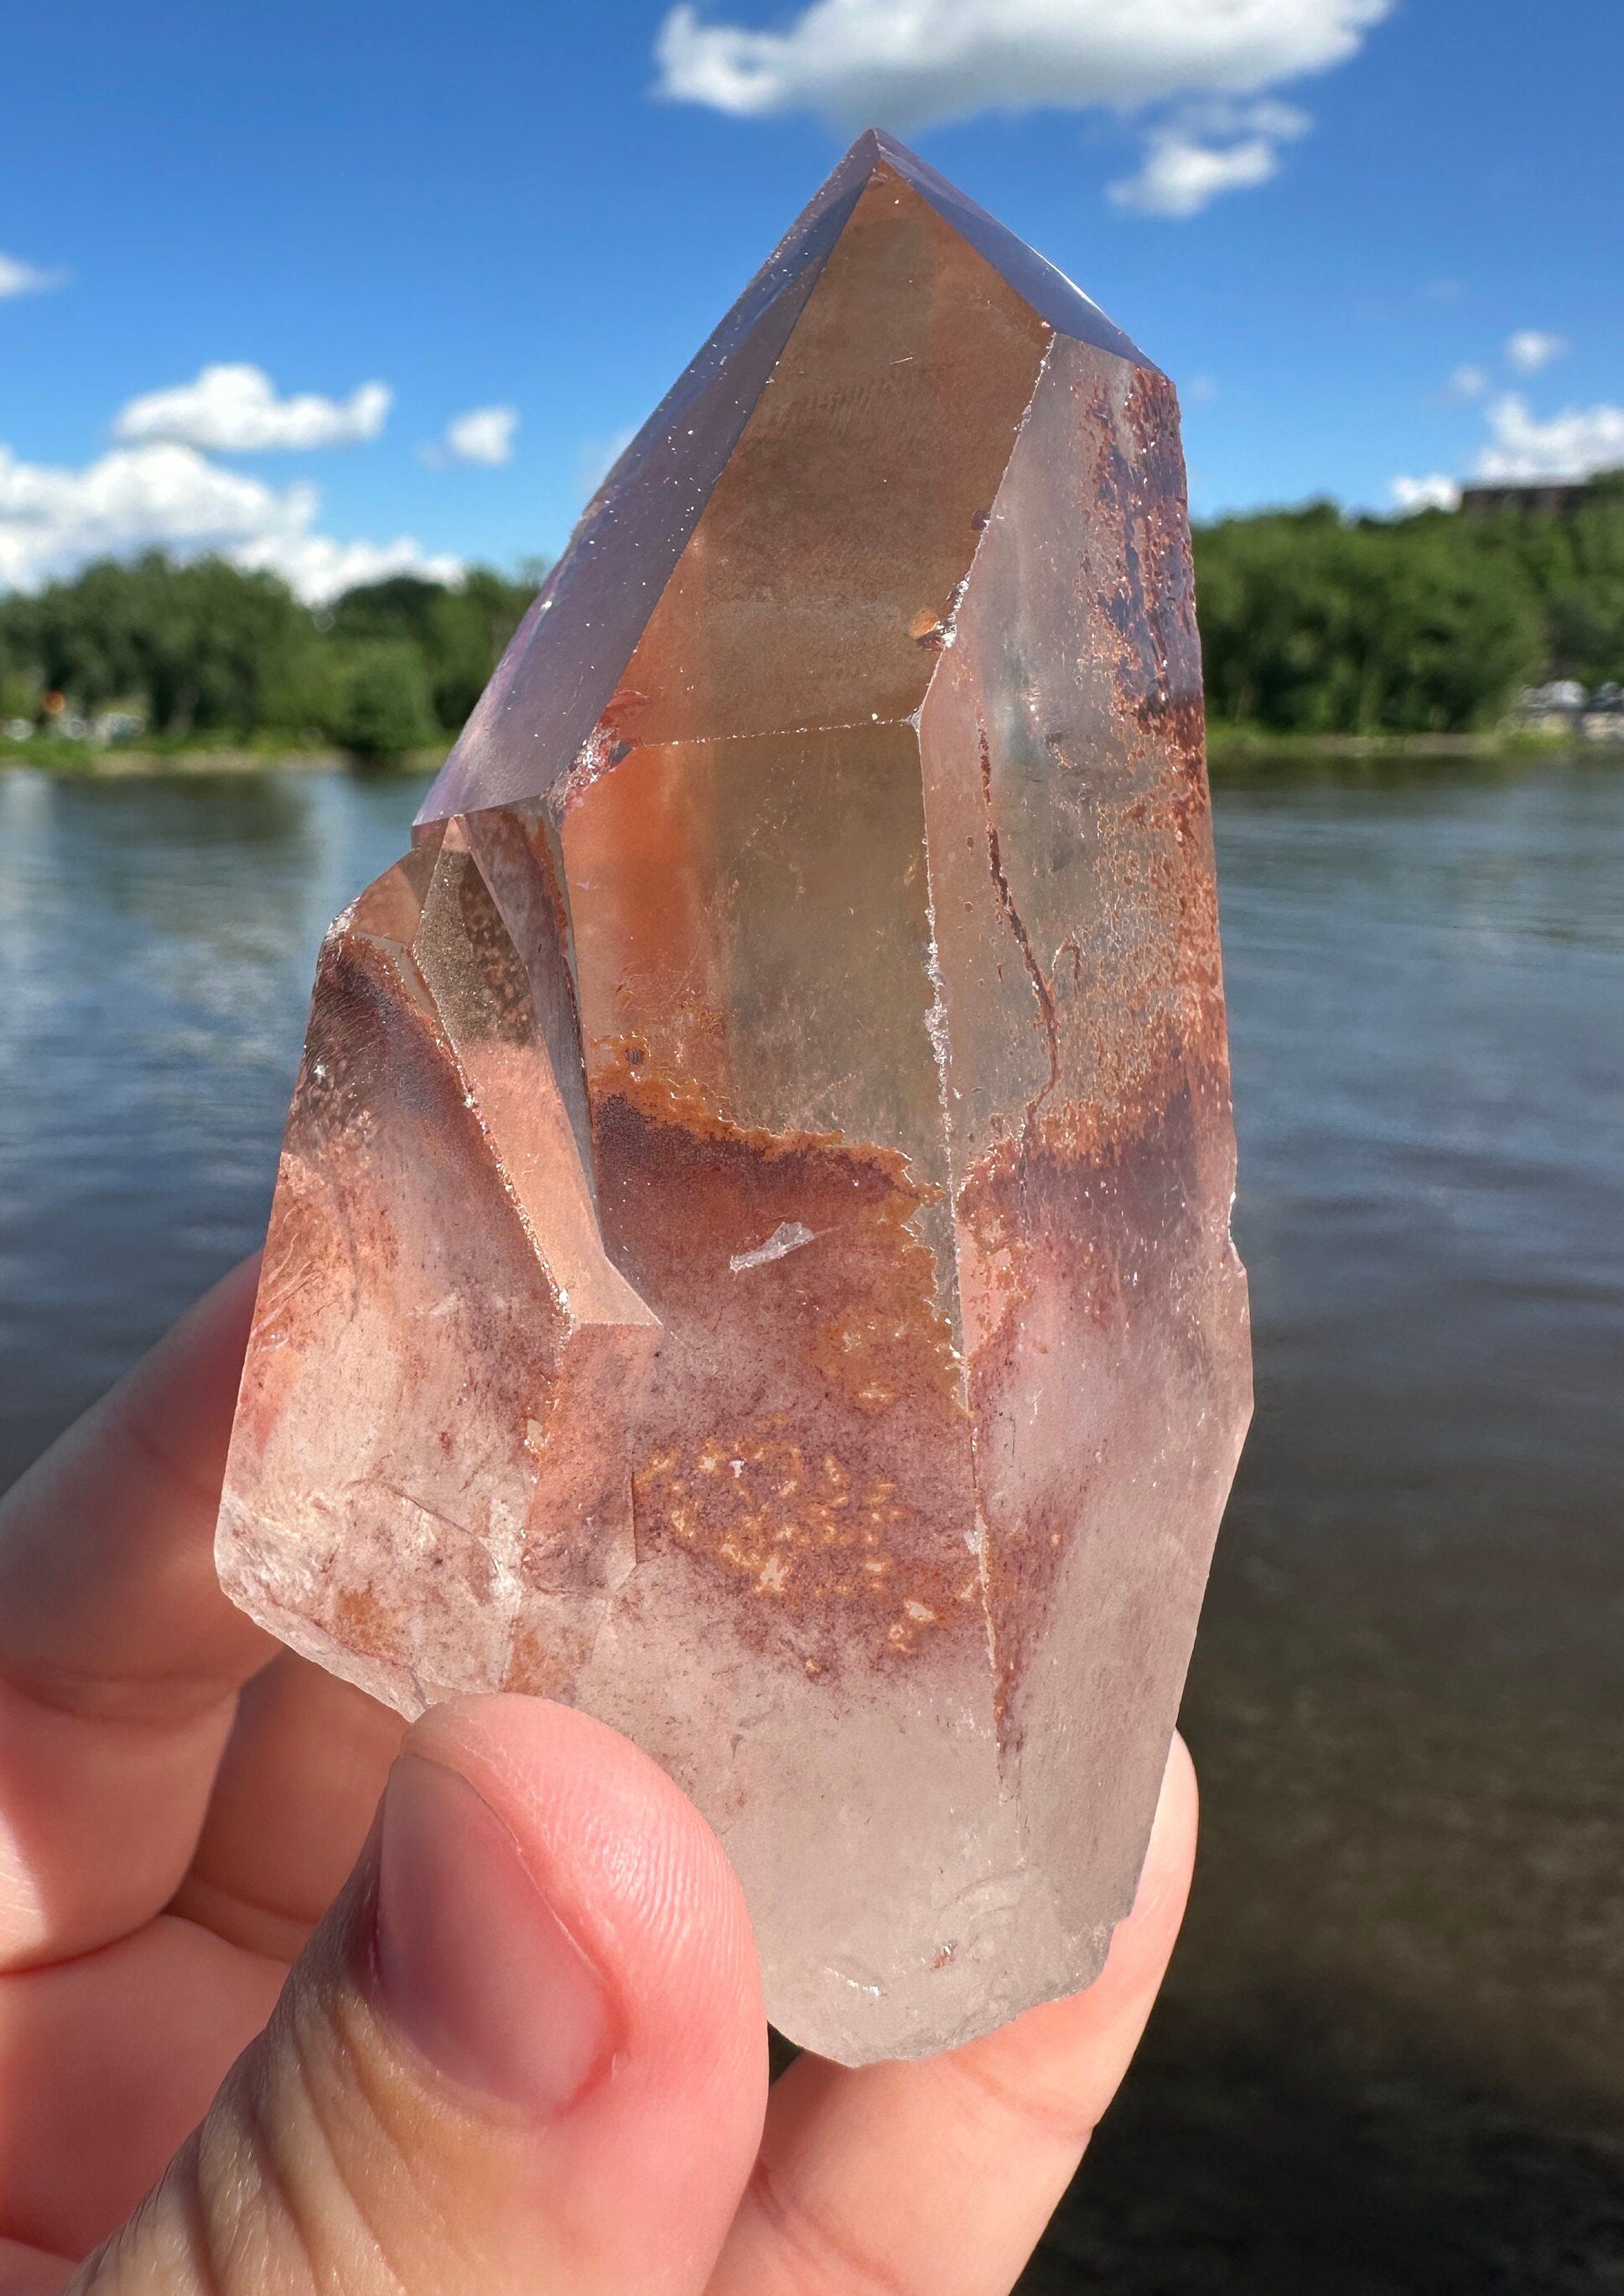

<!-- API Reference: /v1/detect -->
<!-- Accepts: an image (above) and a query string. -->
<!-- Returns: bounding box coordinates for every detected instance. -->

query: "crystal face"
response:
[217,130,1252,2065]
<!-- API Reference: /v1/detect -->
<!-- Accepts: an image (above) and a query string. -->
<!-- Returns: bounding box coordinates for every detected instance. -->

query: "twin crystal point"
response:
[217,130,1252,2065]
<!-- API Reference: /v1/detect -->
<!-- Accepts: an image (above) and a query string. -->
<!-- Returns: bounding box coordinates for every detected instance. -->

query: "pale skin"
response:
[0,1258,1198,2295]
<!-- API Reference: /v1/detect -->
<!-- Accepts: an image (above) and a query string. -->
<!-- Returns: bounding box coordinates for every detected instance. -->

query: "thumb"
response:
[74,1697,768,2296]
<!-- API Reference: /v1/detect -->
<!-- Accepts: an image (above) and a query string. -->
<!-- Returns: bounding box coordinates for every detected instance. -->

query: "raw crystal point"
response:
[218,130,1252,2065]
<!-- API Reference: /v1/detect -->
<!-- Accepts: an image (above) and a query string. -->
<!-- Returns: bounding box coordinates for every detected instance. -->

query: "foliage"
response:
[3,485,1622,753]
[1193,503,1550,734]
[0,554,322,735]
[322,640,437,759]
[1462,471,1624,689]
[0,554,542,751]
[324,569,535,732]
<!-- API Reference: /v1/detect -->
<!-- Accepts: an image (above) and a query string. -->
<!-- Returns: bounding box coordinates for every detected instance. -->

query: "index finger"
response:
[0,1257,273,1967]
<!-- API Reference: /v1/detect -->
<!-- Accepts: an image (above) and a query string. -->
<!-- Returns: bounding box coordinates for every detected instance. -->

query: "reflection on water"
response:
[2,755,1621,2287]
[0,768,432,1477]
[1046,757,1624,2293]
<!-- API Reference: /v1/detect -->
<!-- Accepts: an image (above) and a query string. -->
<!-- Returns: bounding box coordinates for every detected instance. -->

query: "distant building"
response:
[1514,680,1586,723]
[93,710,146,743]
[1460,479,1597,520]
[1512,680,1585,733]
[1511,680,1624,740]
[1583,682,1624,744]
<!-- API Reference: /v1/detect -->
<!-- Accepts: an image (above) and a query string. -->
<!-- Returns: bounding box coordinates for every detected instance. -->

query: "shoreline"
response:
[1203,723,1584,763]
[0,741,450,779]
[0,727,1601,780]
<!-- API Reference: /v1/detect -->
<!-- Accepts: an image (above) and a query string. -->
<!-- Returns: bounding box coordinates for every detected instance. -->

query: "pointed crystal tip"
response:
[415,130,1152,831]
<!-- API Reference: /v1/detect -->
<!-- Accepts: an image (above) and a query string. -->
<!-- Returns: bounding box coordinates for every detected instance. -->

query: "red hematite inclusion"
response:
[217,129,1252,2065]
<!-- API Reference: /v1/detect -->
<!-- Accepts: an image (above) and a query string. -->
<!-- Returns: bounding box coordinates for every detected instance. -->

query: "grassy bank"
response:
[1204,721,1578,764]
[2,723,1598,781]
[0,733,449,777]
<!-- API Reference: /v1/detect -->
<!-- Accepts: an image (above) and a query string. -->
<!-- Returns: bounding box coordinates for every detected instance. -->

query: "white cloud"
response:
[1476,393,1624,484]
[1109,127,1274,215]
[0,251,68,300]
[113,364,392,453]
[0,437,458,603]
[1108,99,1307,215]
[423,405,519,468]
[656,0,1388,123]
[1391,473,1461,514]
[234,528,461,602]
[1505,329,1567,376]
[1445,364,1487,402]
[656,0,1384,218]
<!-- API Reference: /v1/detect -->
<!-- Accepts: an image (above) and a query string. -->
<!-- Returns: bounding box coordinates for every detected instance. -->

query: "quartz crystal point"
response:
[217,130,1252,2065]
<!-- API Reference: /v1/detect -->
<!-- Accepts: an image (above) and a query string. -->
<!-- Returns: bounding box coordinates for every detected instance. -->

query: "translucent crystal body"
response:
[217,131,1251,2065]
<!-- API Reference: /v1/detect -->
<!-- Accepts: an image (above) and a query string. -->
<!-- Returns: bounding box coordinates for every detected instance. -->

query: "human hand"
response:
[0,1262,1197,2294]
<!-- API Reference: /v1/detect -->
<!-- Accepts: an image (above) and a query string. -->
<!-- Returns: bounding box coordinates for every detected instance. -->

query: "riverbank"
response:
[0,736,450,777]
[1204,722,1580,764]
[0,724,1595,780]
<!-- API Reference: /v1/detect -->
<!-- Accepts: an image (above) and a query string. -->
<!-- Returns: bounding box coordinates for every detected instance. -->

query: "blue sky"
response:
[1,0,1619,598]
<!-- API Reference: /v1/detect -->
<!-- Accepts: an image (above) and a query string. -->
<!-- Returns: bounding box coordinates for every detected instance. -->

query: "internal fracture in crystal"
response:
[216,130,1252,2066]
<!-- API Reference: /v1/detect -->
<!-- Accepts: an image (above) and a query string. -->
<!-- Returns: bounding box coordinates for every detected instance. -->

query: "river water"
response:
[2,755,1621,2290]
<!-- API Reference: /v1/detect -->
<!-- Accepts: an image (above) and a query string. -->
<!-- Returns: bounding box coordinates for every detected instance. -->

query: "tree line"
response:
[0,555,540,756]
[2,478,1621,752]
[1193,475,1624,733]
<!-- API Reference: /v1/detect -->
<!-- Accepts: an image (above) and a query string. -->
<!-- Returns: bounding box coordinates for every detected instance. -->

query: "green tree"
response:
[1442,474,1624,682]
[0,553,543,744]
[323,640,436,759]
[327,568,537,731]
[6,492,1613,758]
[0,602,38,721]
[0,554,323,733]
[1195,504,1547,733]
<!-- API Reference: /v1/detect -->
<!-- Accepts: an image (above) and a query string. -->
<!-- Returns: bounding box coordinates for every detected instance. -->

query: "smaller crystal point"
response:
[218,813,660,1711]
[218,130,1251,2065]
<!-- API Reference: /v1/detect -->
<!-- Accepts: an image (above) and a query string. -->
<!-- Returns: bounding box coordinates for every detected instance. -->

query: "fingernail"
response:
[375,1754,614,2114]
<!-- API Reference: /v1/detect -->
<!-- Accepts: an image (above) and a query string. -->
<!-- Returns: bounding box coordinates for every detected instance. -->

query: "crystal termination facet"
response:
[216,130,1252,2066]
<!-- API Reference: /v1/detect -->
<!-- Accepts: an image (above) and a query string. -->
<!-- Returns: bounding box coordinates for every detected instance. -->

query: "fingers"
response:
[0,1259,272,1967]
[0,1257,266,1703]
[74,1697,768,2296]
[0,2239,75,2295]
[706,1734,1199,2296]
[172,1653,408,1962]
[0,1918,284,2261]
